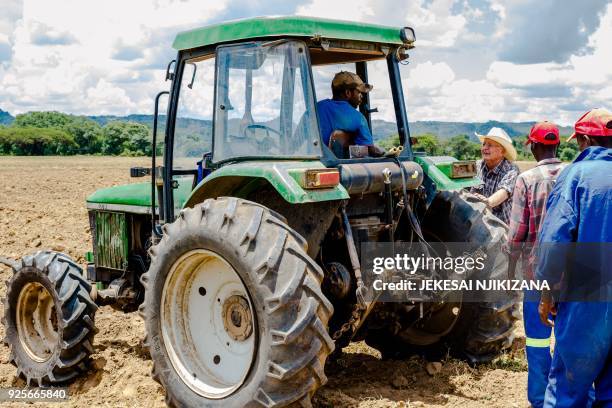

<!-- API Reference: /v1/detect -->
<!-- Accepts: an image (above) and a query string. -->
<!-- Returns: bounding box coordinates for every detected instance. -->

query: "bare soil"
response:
[0,156,530,407]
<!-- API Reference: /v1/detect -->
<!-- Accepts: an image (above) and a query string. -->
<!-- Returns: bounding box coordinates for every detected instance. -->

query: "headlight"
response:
[400,27,416,44]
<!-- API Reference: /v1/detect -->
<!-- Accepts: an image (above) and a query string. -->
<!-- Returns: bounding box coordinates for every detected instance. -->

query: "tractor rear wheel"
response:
[366,190,519,364]
[141,197,334,407]
[2,251,97,385]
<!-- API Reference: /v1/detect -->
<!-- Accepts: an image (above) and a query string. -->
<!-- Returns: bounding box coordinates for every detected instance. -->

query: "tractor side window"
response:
[213,41,321,162]
[172,55,215,218]
[311,63,346,102]
[312,60,398,150]
[174,55,215,170]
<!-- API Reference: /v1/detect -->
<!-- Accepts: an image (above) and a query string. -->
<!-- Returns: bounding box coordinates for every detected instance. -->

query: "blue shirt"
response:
[535,146,612,299]
[316,99,373,146]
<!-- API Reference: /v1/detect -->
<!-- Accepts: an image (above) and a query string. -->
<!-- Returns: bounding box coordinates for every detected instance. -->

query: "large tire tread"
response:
[141,197,333,407]
[365,190,518,364]
[2,251,97,385]
[429,190,519,363]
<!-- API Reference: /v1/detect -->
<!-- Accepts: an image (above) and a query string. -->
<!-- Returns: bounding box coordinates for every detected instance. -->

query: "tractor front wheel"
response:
[2,251,97,385]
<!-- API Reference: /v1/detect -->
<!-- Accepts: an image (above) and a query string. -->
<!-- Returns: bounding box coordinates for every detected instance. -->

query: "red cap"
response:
[568,108,612,141]
[525,121,560,145]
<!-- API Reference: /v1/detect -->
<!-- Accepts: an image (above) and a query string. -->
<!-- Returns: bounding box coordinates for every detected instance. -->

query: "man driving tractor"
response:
[317,71,386,157]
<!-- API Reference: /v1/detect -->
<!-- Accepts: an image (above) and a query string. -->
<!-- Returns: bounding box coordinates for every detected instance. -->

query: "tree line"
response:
[380,133,580,162]
[0,111,152,156]
[0,111,581,161]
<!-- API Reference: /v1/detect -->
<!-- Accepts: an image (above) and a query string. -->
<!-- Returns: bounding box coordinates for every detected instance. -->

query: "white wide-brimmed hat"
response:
[475,127,517,161]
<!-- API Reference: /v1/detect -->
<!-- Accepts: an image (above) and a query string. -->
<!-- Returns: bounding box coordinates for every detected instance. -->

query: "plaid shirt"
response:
[507,158,566,279]
[471,158,519,224]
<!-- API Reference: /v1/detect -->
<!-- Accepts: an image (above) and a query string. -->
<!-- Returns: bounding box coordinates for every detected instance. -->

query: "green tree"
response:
[13,111,73,129]
[444,135,481,160]
[13,111,104,154]
[413,133,443,155]
[102,121,151,156]
[0,127,77,155]
[560,147,578,162]
[63,117,104,154]
[378,133,400,150]
[512,136,532,160]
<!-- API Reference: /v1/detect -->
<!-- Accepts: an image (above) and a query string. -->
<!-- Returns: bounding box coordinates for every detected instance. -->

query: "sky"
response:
[0,0,610,125]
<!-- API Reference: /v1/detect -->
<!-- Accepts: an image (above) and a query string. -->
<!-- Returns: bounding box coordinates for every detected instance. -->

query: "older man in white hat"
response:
[470,127,519,224]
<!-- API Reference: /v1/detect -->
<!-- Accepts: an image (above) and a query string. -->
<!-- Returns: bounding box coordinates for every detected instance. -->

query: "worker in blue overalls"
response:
[536,108,612,407]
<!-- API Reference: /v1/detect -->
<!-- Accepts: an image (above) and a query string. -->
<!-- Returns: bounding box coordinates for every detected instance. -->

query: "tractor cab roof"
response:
[173,16,414,64]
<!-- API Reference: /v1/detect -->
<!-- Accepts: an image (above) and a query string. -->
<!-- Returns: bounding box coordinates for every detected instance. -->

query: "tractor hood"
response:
[86,182,192,214]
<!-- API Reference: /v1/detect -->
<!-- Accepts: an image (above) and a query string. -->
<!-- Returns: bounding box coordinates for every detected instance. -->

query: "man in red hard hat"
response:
[506,121,565,408]
[536,108,612,407]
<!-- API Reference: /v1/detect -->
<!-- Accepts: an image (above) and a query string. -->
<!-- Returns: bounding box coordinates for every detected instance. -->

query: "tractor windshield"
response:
[213,41,321,162]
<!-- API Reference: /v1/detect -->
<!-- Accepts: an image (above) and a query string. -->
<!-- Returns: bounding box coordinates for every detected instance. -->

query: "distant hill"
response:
[0,109,14,125]
[88,114,156,127]
[1,109,574,140]
[371,120,573,141]
[88,114,574,140]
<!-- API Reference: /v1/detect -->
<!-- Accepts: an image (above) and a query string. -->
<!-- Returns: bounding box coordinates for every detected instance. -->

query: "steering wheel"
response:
[243,124,282,153]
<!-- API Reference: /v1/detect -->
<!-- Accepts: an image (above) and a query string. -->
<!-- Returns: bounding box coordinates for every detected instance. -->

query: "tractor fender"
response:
[183,160,349,209]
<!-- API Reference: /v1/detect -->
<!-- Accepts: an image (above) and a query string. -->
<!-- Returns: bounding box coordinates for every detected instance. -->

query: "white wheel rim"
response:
[16,282,59,362]
[161,249,256,398]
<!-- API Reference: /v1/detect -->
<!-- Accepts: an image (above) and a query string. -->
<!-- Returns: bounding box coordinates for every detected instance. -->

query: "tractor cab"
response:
[156,16,417,222]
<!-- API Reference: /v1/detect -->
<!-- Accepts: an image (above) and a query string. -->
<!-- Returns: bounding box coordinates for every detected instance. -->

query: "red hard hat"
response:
[526,121,560,145]
[568,108,612,141]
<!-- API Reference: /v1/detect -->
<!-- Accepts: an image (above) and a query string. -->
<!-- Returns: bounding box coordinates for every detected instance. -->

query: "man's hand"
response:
[473,193,489,204]
[538,291,557,327]
[367,145,386,157]
[472,190,509,208]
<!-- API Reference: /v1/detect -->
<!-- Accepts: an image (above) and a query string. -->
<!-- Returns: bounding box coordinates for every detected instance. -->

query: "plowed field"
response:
[0,156,530,407]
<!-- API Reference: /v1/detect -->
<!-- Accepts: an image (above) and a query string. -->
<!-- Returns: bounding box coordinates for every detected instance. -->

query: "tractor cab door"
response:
[212,40,321,163]
[166,54,216,220]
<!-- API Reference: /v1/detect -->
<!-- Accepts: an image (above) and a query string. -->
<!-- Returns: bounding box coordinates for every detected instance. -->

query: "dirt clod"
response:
[392,375,410,389]
[425,362,443,376]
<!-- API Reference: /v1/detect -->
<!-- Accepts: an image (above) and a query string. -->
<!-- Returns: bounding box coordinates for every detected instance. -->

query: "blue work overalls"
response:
[536,146,612,407]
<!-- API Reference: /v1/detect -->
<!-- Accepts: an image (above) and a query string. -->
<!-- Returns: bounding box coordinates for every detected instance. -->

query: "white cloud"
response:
[496,0,609,64]
[86,79,135,112]
[407,61,455,90]
[297,0,375,22]
[0,0,609,128]
[298,0,466,48]
[0,0,229,115]
[485,2,612,122]
[407,0,466,48]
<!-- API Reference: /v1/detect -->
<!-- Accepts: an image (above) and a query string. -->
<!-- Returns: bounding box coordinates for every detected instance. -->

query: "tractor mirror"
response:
[165,60,176,81]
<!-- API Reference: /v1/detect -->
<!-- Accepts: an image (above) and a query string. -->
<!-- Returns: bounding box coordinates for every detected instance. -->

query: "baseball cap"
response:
[332,71,373,93]
[525,121,560,145]
[568,108,612,141]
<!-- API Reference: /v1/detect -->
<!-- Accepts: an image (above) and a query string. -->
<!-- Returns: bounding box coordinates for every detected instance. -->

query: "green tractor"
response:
[2,16,517,407]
